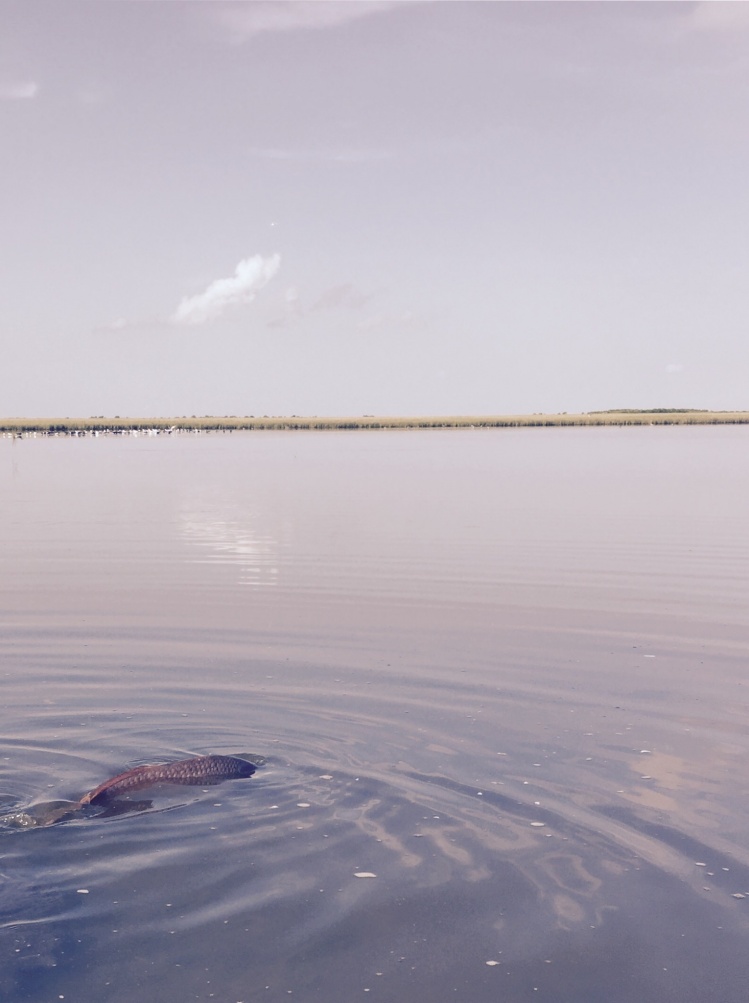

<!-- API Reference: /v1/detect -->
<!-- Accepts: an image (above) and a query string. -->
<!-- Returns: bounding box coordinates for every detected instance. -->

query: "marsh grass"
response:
[1,410,748,434]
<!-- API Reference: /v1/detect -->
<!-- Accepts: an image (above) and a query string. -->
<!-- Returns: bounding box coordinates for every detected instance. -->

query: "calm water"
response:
[2,426,749,1002]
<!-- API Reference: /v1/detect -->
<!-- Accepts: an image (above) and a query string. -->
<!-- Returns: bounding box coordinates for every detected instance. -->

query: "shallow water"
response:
[2,426,749,1002]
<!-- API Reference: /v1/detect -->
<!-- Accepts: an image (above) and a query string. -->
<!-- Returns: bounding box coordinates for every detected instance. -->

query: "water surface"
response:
[2,427,749,1001]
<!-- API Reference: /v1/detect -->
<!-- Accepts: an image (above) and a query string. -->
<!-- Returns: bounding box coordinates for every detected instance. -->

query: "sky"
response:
[2,0,748,418]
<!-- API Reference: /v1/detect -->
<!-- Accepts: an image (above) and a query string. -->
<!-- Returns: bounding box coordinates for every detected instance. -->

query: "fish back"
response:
[81,755,256,804]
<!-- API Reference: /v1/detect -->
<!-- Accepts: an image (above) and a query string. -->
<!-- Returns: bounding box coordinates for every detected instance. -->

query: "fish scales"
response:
[81,755,256,804]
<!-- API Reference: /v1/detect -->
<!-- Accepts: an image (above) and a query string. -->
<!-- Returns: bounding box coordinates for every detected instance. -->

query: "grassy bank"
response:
[2,410,749,434]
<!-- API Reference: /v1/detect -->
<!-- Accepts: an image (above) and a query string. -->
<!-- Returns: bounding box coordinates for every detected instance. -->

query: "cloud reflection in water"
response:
[179,499,280,589]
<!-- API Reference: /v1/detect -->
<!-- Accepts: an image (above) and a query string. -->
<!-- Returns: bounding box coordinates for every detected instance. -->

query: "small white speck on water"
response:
[486,960,500,966]
[732,893,746,899]
[297,803,311,808]
[76,889,89,894]
[641,776,652,780]
[640,750,652,754]
[530,822,545,827]
[319,775,333,780]
[354,872,377,879]
[695,862,707,867]
[477,791,483,796]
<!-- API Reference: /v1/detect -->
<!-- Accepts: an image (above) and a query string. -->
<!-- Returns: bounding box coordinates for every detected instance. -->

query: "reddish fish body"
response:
[81,755,256,805]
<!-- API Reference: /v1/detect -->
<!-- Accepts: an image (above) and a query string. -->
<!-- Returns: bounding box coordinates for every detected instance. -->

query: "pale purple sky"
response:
[2,1,748,417]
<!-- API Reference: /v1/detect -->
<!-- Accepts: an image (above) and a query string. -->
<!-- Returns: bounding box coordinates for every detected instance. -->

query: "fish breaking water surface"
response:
[1,754,257,828]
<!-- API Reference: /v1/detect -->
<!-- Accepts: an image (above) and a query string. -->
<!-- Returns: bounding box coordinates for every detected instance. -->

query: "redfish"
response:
[80,754,256,805]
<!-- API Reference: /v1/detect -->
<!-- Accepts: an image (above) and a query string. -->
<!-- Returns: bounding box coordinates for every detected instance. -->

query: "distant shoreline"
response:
[2,410,748,434]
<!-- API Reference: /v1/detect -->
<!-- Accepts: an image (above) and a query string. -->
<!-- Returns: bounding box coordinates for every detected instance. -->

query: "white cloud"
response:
[171,254,280,326]
[217,1,399,41]
[0,81,39,100]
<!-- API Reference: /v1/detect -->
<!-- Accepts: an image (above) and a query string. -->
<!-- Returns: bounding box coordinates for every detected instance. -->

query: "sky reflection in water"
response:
[1,427,749,1003]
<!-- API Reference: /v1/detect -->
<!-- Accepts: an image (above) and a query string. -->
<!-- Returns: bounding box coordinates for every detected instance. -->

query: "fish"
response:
[0,755,257,829]
[80,755,256,805]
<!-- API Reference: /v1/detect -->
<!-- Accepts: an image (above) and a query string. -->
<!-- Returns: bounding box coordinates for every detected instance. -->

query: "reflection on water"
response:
[180,496,280,588]
[1,427,749,1002]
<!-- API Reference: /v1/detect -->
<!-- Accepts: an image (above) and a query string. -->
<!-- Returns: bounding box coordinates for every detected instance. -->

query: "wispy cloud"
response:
[689,1,749,31]
[250,145,395,165]
[0,80,39,100]
[77,85,108,107]
[310,283,373,312]
[267,281,374,329]
[217,1,399,42]
[171,254,280,326]
[355,309,424,332]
